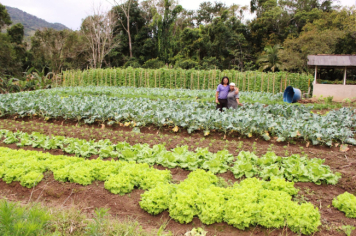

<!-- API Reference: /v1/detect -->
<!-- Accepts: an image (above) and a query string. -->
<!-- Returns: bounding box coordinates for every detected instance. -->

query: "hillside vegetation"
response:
[5,6,68,36]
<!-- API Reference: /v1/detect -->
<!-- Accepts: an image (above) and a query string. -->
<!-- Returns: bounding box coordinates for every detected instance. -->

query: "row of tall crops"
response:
[61,68,312,93]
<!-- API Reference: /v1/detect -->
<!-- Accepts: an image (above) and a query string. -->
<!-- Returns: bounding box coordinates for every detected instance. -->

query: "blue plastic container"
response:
[283,86,301,103]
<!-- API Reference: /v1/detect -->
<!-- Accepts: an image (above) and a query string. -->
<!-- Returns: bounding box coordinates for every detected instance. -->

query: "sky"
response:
[1,0,355,30]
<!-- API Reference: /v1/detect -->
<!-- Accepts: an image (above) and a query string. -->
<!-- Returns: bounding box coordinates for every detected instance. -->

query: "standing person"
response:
[215,76,238,111]
[227,83,243,109]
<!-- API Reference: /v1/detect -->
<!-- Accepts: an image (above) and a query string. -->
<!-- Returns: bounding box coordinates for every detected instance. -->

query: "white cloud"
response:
[1,0,355,29]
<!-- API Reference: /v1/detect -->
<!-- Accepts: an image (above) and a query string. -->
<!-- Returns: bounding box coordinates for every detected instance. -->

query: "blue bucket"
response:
[283,86,301,103]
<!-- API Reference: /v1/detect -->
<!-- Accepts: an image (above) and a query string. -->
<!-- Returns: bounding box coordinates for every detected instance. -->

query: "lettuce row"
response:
[0,147,171,195]
[231,151,341,185]
[0,130,234,174]
[332,192,356,218]
[0,130,341,184]
[140,170,321,235]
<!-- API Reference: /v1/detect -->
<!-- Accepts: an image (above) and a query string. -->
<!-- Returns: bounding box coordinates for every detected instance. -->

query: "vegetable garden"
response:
[61,68,312,94]
[0,84,355,236]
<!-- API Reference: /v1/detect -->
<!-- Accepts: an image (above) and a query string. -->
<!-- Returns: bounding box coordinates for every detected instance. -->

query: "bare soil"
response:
[0,117,356,235]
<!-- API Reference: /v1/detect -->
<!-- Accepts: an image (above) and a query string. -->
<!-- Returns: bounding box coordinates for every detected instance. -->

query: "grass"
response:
[0,199,167,236]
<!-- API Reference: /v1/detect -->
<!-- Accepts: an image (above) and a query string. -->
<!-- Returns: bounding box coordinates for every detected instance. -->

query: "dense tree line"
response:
[0,0,355,78]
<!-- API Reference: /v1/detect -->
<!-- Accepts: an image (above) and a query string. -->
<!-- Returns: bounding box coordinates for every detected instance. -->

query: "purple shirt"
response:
[216,84,230,99]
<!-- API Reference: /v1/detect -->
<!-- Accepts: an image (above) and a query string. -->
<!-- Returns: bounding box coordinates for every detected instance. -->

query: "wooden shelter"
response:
[307,55,356,101]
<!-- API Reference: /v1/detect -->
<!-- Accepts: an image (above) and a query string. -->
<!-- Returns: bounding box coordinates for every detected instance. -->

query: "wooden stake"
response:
[139,70,142,87]
[237,72,240,89]
[133,70,136,87]
[197,71,200,90]
[154,71,157,88]
[109,69,112,86]
[203,73,206,90]
[129,72,131,87]
[247,73,250,91]
[170,72,172,89]
[261,73,264,92]
[125,70,128,87]
[273,74,276,94]
[267,73,270,93]
[208,71,210,90]
[175,71,177,89]
[159,71,161,88]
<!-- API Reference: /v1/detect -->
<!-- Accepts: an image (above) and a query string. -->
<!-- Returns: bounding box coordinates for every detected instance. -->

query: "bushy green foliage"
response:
[332,192,356,218]
[140,170,321,235]
[63,68,311,92]
[230,151,341,185]
[1,87,355,145]
[0,200,51,236]
[1,129,342,185]
[0,147,171,194]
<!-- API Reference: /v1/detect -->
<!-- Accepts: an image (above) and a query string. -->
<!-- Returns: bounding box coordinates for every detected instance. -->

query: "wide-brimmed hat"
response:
[230,83,235,86]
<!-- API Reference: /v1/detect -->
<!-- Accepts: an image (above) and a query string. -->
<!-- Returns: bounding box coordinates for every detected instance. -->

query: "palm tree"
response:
[257,44,283,72]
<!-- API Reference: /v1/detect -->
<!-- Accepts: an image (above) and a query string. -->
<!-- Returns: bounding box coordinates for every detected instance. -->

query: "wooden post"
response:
[175,71,177,89]
[280,75,283,92]
[129,72,131,87]
[261,73,264,92]
[267,73,270,93]
[314,65,317,85]
[243,72,245,91]
[154,71,157,88]
[197,71,200,90]
[208,71,210,90]
[247,73,250,91]
[125,69,127,87]
[184,72,186,89]
[133,70,136,87]
[109,69,112,86]
[114,69,117,86]
[159,72,161,88]
[170,72,172,89]
[285,74,287,90]
[237,72,240,89]
[273,74,275,94]
[253,71,257,91]
[203,74,206,90]
[343,67,347,85]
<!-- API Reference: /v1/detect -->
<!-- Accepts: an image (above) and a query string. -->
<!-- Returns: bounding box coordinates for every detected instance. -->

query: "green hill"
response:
[5,5,69,36]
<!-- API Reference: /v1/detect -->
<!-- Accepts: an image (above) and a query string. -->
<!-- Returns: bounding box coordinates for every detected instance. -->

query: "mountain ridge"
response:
[5,5,69,36]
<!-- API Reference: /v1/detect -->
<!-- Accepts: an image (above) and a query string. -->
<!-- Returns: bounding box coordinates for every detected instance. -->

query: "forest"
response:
[0,0,355,78]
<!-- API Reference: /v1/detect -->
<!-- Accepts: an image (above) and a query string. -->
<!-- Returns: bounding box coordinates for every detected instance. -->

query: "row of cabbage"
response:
[0,130,341,185]
[39,86,284,104]
[0,147,321,235]
[0,91,355,145]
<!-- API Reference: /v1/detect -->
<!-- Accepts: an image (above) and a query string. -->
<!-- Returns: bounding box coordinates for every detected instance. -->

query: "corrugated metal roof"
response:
[307,55,356,67]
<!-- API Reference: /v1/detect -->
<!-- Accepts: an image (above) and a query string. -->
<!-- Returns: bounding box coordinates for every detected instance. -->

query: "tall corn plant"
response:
[61,68,311,93]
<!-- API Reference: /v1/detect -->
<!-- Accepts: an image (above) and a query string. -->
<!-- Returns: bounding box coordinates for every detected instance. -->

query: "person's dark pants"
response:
[216,99,228,112]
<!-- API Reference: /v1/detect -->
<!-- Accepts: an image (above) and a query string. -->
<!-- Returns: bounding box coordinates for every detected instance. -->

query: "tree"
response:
[31,29,88,72]
[257,44,283,72]
[153,0,183,63]
[7,23,24,44]
[0,4,11,30]
[112,0,134,58]
[81,5,119,68]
